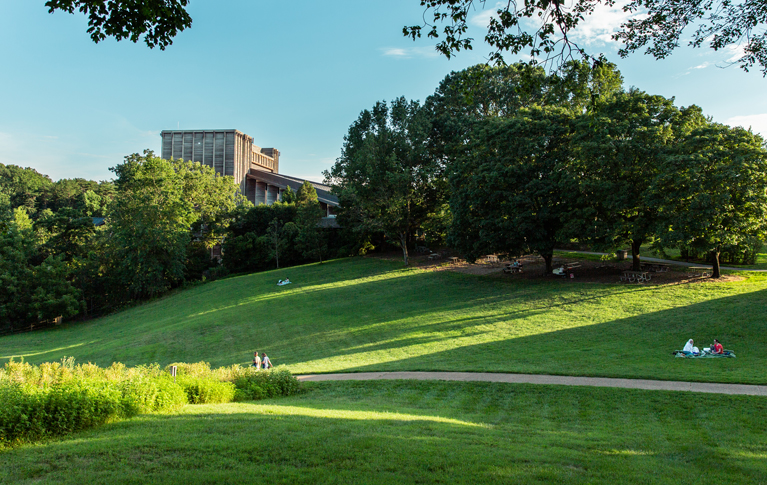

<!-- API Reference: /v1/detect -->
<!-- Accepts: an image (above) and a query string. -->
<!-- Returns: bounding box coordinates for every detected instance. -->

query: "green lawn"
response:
[2,380,766,485]
[2,257,767,384]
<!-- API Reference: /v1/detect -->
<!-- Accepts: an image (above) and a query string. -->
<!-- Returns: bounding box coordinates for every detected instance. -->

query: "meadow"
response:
[2,380,766,484]
[2,256,767,483]
[1,257,766,384]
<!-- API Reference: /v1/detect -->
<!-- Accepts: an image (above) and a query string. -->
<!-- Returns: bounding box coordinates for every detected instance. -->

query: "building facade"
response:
[160,129,337,216]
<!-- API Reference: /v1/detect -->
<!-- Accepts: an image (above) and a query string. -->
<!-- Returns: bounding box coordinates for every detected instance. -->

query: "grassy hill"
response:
[2,257,766,384]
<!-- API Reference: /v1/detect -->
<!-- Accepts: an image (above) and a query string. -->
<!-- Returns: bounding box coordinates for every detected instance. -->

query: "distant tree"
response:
[450,106,577,273]
[106,151,241,299]
[655,124,767,277]
[281,185,297,204]
[295,181,327,263]
[44,0,192,49]
[572,89,685,270]
[266,219,298,269]
[0,164,53,216]
[0,216,80,331]
[404,0,767,74]
[325,97,444,265]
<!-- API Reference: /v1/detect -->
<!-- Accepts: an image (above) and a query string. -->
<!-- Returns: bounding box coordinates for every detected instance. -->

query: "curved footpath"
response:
[296,372,767,396]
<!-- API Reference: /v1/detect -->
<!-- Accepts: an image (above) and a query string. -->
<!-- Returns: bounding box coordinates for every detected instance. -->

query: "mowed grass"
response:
[2,257,767,383]
[2,380,766,485]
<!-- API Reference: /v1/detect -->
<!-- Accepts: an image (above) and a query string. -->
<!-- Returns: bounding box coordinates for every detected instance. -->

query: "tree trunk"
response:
[541,252,553,274]
[631,238,643,271]
[275,246,280,269]
[711,249,721,278]
[400,233,409,266]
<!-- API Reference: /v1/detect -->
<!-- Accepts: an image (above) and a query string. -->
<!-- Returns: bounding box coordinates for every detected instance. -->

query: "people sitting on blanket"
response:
[712,339,724,354]
[552,265,565,276]
[682,339,700,355]
[277,277,291,286]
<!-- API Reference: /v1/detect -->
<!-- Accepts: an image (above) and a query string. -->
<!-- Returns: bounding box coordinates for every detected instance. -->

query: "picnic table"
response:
[687,267,711,277]
[485,254,500,264]
[448,257,461,264]
[621,270,651,283]
[640,262,671,272]
[503,262,523,274]
[553,262,581,277]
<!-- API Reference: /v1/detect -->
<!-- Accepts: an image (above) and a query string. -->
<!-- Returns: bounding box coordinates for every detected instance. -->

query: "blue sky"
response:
[1,1,765,183]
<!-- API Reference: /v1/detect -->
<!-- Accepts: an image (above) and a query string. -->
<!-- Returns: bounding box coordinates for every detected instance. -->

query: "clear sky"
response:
[1,1,765,183]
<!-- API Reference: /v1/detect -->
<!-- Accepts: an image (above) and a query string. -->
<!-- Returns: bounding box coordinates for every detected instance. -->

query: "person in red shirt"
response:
[712,339,724,354]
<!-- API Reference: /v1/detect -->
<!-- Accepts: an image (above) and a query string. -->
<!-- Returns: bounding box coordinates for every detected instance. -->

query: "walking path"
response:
[297,372,767,396]
[558,249,767,272]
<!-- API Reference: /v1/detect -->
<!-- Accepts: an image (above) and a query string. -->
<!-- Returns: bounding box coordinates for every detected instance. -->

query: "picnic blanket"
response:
[672,350,736,358]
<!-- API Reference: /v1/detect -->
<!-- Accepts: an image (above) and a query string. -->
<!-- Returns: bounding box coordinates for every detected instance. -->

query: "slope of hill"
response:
[2,257,766,384]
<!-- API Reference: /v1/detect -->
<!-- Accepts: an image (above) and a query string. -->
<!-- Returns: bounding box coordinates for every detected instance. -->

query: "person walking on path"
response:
[252,351,261,369]
[261,352,272,370]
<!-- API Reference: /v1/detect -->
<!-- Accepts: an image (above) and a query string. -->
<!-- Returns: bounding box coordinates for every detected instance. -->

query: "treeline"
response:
[0,153,343,332]
[325,61,767,277]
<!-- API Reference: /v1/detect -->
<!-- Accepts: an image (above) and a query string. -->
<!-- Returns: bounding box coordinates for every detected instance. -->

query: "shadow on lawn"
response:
[337,285,767,384]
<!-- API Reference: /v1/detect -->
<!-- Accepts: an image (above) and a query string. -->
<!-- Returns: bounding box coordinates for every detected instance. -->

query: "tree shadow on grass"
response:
[338,286,767,384]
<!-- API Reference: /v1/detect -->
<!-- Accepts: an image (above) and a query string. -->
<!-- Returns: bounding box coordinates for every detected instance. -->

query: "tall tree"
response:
[107,151,241,299]
[404,0,767,74]
[450,106,577,273]
[573,89,682,270]
[295,181,327,263]
[325,97,444,265]
[655,124,767,277]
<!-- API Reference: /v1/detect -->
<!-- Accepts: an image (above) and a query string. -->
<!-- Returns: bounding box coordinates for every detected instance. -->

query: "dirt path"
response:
[296,372,767,396]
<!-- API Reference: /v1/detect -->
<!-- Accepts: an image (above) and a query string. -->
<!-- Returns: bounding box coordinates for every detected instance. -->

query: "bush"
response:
[177,376,236,404]
[0,380,128,446]
[0,359,300,448]
[232,366,300,401]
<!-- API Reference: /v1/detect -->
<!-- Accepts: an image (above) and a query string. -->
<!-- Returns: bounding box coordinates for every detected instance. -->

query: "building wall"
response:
[160,129,278,193]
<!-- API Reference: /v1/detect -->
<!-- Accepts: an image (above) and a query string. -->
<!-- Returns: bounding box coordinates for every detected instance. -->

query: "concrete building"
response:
[160,129,338,216]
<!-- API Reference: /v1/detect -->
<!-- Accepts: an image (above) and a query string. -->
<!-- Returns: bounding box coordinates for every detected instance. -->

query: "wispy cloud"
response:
[469,0,644,47]
[725,114,767,138]
[381,46,439,59]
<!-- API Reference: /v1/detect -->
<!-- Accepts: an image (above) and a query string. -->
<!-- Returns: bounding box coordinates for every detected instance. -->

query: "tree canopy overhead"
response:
[45,0,192,49]
[404,0,767,75]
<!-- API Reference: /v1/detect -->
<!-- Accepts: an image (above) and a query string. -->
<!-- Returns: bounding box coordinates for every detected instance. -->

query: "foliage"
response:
[295,181,327,263]
[105,151,241,299]
[655,124,767,277]
[325,97,445,265]
[572,89,682,269]
[0,222,81,332]
[405,0,767,75]
[450,106,577,272]
[44,0,192,50]
[0,359,300,448]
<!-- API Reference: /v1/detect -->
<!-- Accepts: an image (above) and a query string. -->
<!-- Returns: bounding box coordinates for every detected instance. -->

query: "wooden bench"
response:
[621,270,651,283]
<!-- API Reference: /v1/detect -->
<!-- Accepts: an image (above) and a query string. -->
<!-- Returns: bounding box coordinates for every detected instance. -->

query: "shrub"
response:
[0,380,128,446]
[177,376,236,404]
[0,359,300,448]
[232,366,300,401]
